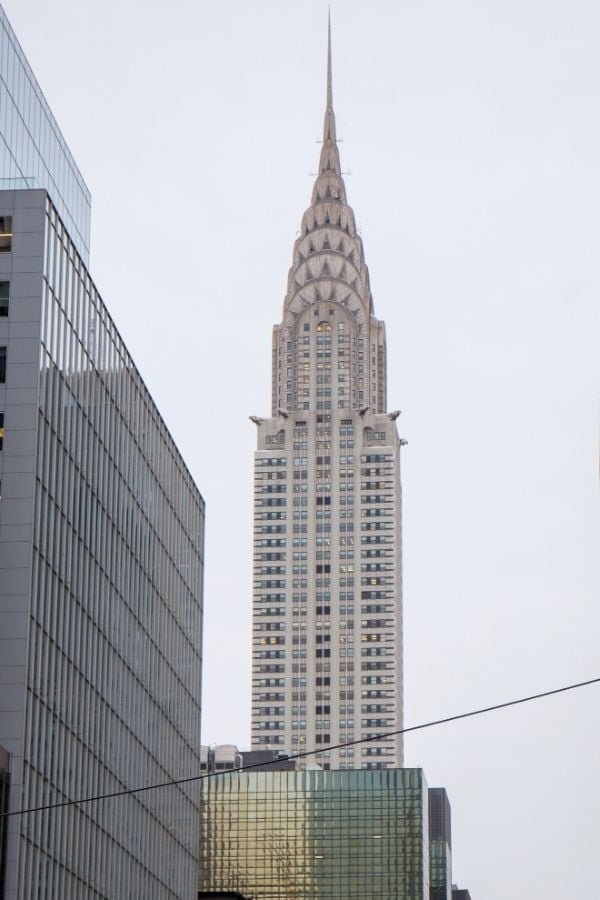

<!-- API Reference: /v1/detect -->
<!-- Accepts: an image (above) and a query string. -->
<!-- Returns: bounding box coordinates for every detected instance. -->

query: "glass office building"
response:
[0,4,91,262]
[199,767,429,899]
[0,189,205,898]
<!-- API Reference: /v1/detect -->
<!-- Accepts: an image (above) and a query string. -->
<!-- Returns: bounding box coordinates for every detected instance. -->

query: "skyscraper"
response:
[0,7,205,898]
[251,23,404,769]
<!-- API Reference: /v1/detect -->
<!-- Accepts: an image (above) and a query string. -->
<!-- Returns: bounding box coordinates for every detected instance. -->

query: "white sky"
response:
[3,1,599,897]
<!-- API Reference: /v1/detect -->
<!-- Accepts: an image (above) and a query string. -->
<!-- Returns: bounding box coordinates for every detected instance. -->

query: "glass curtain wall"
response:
[0,5,91,261]
[199,768,429,899]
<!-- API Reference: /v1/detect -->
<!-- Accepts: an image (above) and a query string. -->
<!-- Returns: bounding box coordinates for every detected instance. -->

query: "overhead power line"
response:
[2,675,598,820]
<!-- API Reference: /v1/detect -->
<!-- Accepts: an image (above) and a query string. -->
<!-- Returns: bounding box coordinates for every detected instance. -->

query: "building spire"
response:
[320,12,339,170]
[322,11,336,145]
[327,9,333,111]
[286,14,376,322]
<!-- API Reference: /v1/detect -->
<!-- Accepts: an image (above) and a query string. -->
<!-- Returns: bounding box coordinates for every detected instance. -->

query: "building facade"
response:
[199,768,429,899]
[250,26,404,768]
[0,5,91,262]
[0,190,205,898]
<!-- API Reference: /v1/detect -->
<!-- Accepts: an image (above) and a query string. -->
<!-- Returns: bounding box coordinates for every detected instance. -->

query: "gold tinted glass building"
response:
[199,768,429,899]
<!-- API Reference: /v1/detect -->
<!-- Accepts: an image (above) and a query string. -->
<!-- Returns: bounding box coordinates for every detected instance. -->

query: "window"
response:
[0,282,8,317]
[0,347,5,383]
[0,217,12,253]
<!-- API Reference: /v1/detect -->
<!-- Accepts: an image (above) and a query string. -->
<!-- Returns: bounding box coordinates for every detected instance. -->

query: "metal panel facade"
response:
[0,189,204,899]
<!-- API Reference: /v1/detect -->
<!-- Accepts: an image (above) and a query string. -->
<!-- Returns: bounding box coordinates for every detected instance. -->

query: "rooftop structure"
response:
[200,744,317,775]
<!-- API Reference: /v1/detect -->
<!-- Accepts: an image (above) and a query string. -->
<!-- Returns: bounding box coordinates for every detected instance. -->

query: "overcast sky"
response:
[3,1,599,897]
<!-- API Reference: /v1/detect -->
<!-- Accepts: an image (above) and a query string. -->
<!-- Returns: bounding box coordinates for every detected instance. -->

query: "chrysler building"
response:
[251,23,404,769]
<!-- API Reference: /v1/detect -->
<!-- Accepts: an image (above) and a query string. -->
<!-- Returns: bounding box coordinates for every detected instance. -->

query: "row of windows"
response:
[252,722,396,743]
[254,644,396,661]
[255,616,395,633]
[256,497,286,507]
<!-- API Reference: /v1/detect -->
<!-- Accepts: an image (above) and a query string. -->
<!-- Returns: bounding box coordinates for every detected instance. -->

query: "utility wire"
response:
[2,675,598,820]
